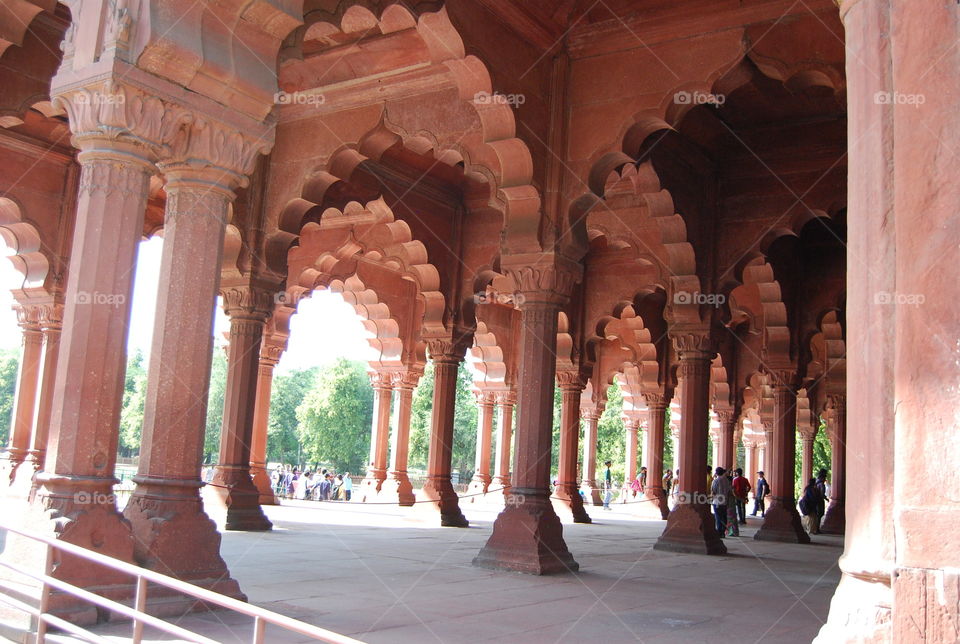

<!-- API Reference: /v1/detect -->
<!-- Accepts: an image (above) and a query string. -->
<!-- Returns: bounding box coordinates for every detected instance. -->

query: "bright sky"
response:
[0,237,371,371]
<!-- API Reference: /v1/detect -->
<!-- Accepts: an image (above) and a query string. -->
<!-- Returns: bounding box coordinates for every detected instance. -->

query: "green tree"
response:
[450,363,478,482]
[408,363,434,472]
[596,381,625,484]
[794,421,832,496]
[118,349,148,457]
[267,367,317,465]
[295,359,372,472]
[0,348,21,446]
[203,348,228,463]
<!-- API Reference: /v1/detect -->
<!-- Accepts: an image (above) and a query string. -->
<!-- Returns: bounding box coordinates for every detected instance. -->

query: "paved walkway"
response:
[77,500,842,643]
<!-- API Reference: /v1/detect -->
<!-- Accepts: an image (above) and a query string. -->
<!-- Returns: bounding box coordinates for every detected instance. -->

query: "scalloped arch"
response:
[0,196,50,293]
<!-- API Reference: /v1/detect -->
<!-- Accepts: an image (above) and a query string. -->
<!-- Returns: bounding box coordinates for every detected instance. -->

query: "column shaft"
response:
[580,410,602,505]
[209,289,273,531]
[249,349,279,505]
[719,414,735,470]
[466,393,495,497]
[655,339,725,555]
[420,352,468,526]
[475,299,578,574]
[553,379,590,523]
[820,399,845,534]
[359,374,392,501]
[755,381,808,543]
[624,421,639,483]
[640,400,669,519]
[7,311,43,468]
[380,372,418,506]
[491,393,514,492]
[25,305,63,473]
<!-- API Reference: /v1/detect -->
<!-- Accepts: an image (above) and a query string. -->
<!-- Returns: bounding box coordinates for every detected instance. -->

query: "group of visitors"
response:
[271,465,354,502]
[710,467,752,537]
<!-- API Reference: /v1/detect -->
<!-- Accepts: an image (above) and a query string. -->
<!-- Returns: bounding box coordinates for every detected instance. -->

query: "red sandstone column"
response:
[380,370,420,506]
[5,305,43,473]
[717,410,735,470]
[419,342,468,526]
[655,332,725,555]
[475,280,579,573]
[816,2,896,638]
[799,426,816,487]
[123,164,245,592]
[359,371,393,502]
[742,437,757,500]
[24,303,63,475]
[27,135,153,605]
[208,287,273,531]
[820,395,845,534]
[639,394,669,519]
[466,391,495,497]
[580,406,603,505]
[624,417,639,484]
[755,372,808,543]
[490,391,515,494]
[249,342,281,506]
[552,372,591,523]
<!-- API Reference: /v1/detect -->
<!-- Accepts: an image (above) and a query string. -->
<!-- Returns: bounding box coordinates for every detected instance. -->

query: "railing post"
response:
[37,543,53,643]
[132,576,147,643]
[253,615,265,644]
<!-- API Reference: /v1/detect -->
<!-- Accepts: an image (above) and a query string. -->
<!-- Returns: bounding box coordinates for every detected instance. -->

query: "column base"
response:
[378,473,415,506]
[581,482,603,506]
[206,466,272,531]
[633,488,669,520]
[654,502,727,555]
[551,484,592,523]
[754,501,810,543]
[417,477,468,527]
[814,559,892,643]
[249,465,278,506]
[473,491,579,574]
[465,475,490,502]
[0,475,138,626]
[123,478,244,602]
[356,473,385,502]
[820,499,845,534]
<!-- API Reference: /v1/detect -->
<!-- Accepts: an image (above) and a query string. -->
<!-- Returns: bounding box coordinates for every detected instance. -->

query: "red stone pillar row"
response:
[22,131,154,619]
[22,302,63,480]
[799,425,816,487]
[419,340,468,526]
[639,393,669,520]
[379,369,421,506]
[755,371,808,543]
[475,260,579,574]
[249,339,282,506]
[624,416,639,485]
[580,404,603,506]
[124,160,248,596]
[358,371,393,502]
[819,395,845,534]
[490,390,515,494]
[655,332,725,555]
[4,304,43,478]
[207,286,274,532]
[552,371,590,523]
[466,391,496,498]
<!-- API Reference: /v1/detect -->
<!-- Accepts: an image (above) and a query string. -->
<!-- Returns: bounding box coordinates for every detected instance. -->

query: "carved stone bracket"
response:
[500,252,582,307]
[220,286,274,322]
[556,370,587,392]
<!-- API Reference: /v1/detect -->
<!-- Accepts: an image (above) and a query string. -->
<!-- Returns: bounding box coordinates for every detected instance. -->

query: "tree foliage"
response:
[118,350,147,457]
[295,359,372,473]
[203,348,228,463]
[267,367,317,465]
[406,362,477,481]
[0,348,20,446]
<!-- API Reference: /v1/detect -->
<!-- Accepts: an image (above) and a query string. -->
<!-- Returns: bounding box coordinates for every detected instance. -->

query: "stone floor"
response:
[52,499,842,643]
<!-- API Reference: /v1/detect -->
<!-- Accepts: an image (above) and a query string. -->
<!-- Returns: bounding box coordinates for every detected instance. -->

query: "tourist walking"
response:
[732,468,751,524]
[751,470,769,517]
[799,477,824,534]
[602,460,614,510]
[711,467,733,537]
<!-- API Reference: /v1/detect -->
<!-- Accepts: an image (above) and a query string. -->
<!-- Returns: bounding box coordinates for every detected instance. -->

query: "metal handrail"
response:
[0,520,365,644]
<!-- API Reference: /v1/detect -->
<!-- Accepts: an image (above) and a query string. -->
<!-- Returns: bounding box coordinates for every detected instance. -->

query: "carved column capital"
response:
[13,303,42,331]
[670,329,718,362]
[643,391,669,411]
[501,253,582,307]
[494,390,517,407]
[427,337,468,364]
[221,286,275,322]
[556,370,587,392]
[368,371,397,390]
[392,368,424,391]
[766,366,799,390]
